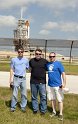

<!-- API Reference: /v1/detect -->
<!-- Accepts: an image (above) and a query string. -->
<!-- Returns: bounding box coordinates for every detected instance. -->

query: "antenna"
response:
[21,8,23,19]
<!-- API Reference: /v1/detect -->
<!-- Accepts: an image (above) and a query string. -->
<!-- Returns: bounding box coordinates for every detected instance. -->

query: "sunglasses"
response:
[35,53,42,55]
[18,51,23,53]
[49,56,55,58]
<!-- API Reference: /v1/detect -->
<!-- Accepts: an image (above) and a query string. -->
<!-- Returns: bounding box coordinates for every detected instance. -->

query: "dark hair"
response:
[35,49,42,53]
[49,52,56,55]
[18,47,24,51]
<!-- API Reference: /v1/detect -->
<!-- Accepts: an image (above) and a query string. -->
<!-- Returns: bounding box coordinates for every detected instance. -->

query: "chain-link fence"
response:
[0,38,78,74]
[0,38,78,60]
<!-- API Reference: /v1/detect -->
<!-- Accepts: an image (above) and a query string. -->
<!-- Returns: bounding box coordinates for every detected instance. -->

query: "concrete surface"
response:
[0,71,78,94]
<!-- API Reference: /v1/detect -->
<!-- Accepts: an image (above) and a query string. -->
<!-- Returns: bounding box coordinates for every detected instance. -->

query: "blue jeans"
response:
[30,83,47,113]
[11,76,27,110]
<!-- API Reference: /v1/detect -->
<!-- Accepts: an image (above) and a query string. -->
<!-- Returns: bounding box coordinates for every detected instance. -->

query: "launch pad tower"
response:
[13,12,30,51]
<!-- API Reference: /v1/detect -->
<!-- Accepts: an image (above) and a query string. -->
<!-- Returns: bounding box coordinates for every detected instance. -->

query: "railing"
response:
[0,38,78,67]
[0,38,78,74]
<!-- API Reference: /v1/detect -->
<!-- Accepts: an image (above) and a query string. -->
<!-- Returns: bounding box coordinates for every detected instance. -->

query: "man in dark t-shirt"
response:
[29,49,48,114]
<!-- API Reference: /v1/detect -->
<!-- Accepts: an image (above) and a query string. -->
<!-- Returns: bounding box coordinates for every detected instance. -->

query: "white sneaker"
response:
[50,112,56,117]
[58,114,63,121]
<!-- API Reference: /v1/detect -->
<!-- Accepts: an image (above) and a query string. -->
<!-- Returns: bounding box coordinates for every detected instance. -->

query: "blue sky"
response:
[0,0,78,40]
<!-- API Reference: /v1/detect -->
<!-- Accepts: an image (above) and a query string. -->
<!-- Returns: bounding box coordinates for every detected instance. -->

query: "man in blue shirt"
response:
[46,52,66,120]
[9,47,29,112]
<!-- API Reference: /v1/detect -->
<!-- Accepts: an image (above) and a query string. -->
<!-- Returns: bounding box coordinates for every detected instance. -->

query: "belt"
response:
[14,75,24,78]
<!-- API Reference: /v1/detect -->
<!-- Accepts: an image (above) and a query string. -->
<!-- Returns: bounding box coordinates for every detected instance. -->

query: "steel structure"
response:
[13,18,30,51]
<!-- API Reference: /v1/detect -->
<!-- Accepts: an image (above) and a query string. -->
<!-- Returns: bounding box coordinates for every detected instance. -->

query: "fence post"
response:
[69,41,74,63]
[45,40,47,59]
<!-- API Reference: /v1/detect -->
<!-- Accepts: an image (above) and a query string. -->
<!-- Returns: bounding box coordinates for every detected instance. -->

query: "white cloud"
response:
[43,21,58,30]
[37,0,78,9]
[41,21,78,32]
[60,22,78,32]
[0,0,36,9]
[0,15,17,27]
[39,30,50,35]
[0,0,78,10]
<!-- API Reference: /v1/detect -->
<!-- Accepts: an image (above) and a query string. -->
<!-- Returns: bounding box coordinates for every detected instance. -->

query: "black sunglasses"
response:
[49,56,55,58]
[18,51,23,53]
[35,53,42,55]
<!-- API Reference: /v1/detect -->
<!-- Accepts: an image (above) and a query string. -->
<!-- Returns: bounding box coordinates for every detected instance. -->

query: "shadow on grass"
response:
[5,100,21,109]
[5,100,11,108]
[47,105,60,116]
[47,105,52,113]
[27,100,33,111]
[5,100,33,111]
[5,100,60,115]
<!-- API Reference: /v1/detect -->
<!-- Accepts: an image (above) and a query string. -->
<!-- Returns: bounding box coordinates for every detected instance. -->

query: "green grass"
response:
[0,63,10,71]
[64,64,78,75]
[0,62,78,75]
[0,87,78,124]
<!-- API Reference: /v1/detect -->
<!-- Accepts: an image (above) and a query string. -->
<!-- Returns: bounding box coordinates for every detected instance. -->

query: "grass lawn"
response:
[63,63,78,75]
[0,87,78,124]
[0,62,78,75]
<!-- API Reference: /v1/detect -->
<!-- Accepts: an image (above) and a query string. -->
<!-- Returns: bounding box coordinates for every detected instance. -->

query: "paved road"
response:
[0,71,78,94]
